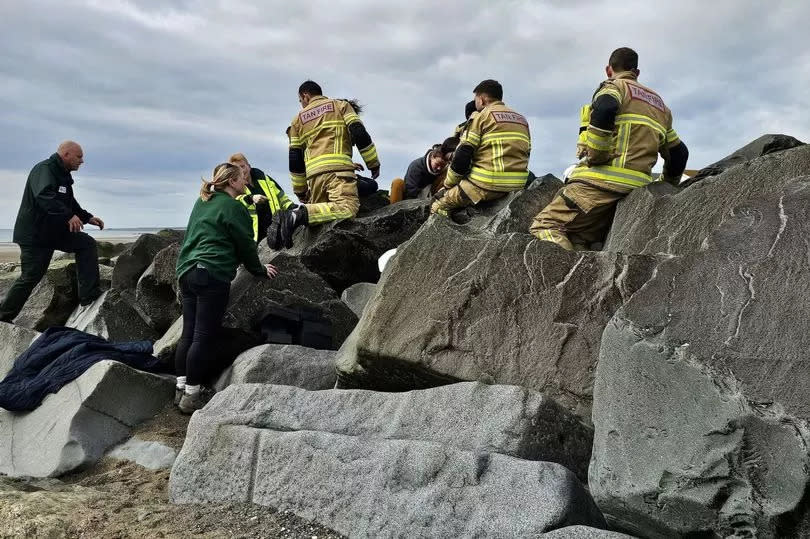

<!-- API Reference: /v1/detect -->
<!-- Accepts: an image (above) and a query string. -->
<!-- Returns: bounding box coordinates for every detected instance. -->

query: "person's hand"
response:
[265,263,278,279]
[370,166,380,179]
[68,215,83,232]
[88,216,105,230]
[353,162,365,171]
[296,190,309,203]
[252,194,268,204]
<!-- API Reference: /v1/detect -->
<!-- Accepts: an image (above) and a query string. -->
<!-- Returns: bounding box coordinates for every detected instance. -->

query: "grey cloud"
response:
[0,0,809,228]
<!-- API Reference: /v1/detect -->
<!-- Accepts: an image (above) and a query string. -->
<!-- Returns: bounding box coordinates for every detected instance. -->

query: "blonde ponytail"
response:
[199,162,240,201]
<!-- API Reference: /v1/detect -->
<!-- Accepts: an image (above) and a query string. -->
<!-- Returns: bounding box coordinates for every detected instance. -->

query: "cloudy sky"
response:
[1,0,808,228]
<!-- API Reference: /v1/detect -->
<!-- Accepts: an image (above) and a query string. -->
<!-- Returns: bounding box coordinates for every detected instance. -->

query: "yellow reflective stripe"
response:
[615,113,666,138]
[595,87,622,103]
[343,113,360,125]
[666,128,680,145]
[569,165,651,188]
[306,153,354,166]
[359,144,378,162]
[445,168,462,187]
[469,167,528,186]
[612,122,631,168]
[579,104,591,127]
[481,132,531,144]
[291,173,307,189]
[586,131,612,151]
[289,136,303,144]
[464,131,481,146]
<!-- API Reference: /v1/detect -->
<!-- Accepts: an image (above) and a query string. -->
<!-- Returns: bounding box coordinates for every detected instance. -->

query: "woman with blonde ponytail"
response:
[174,163,278,413]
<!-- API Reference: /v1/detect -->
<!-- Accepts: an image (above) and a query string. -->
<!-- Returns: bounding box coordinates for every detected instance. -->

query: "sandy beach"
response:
[0,236,138,264]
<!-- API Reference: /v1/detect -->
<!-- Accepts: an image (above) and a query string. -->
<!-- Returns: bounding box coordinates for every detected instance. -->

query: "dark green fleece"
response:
[176,192,265,283]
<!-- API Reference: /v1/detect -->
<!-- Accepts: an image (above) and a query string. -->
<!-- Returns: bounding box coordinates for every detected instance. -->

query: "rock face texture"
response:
[66,289,158,343]
[214,344,337,391]
[223,250,357,355]
[12,260,79,330]
[0,361,173,477]
[591,177,810,537]
[606,142,810,255]
[339,282,377,318]
[170,383,603,536]
[135,242,181,333]
[0,322,39,379]
[337,217,658,421]
[288,198,431,292]
[111,230,183,290]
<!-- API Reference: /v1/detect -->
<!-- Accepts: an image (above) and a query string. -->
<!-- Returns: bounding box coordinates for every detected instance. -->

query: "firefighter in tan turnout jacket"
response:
[431,79,531,217]
[531,47,689,250]
[268,80,380,249]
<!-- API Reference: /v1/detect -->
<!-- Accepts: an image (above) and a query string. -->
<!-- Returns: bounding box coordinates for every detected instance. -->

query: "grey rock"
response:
[0,360,173,477]
[12,259,79,330]
[170,383,605,536]
[288,198,431,292]
[66,289,158,343]
[153,316,182,365]
[480,173,563,234]
[108,436,177,470]
[340,282,377,317]
[135,242,181,333]
[357,189,390,215]
[591,178,810,537]
[111,230,183,290]
[606,142,810,255]
[542,526,635,538]
[223,249,357,356]
[337,217,659,422]
[0,322,40,379]
[685,134,804,186]
[214,344,336,391]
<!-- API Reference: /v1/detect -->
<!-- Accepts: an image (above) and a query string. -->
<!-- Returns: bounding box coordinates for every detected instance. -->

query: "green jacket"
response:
[235,167,294,242]
[176,192,266,284]
[13,153,93,246]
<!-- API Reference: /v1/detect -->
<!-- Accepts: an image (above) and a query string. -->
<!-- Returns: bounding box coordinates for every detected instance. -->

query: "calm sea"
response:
[0,228,182,244]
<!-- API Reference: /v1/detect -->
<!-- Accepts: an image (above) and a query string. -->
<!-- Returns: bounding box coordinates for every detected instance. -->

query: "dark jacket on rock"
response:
[404,149,440,199]
[13,153,93,247]
[0,326,162,412]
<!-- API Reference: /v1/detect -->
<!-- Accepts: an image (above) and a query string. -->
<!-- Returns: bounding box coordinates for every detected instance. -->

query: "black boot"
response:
[267,206,308,250]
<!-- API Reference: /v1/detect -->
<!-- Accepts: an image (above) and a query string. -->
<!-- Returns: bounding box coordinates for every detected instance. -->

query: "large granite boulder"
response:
[170,383,603,535]
[214,344,337,391]
[337,217,659,421]
[0,360,173,477]
[0,322,39,379]
[542,527,635,538]
[684,134,804,186]
[66,289,158,343]
[111,230,183,290]
[153,316,182,367]
[477,173,562,234]
[12,259,78,330]
[223,249,357,356]
[606,142,810,255]
[135,242,181,333]
[591,178,810,537]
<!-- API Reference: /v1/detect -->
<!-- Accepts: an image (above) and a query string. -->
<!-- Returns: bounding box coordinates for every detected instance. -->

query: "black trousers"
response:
[0,232,100,322]
[174,267,230,386]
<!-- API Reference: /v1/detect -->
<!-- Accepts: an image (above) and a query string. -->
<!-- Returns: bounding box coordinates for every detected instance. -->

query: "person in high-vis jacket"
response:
[228,153,293,243]
[431,79,531,217]
[268,81,380,250]
[530,47,689,250]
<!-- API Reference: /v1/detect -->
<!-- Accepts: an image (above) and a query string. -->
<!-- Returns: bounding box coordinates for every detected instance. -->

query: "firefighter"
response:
[268,81,380,250]
[530,47,689,250]
[431,79,531,217]
[228,153,293,243]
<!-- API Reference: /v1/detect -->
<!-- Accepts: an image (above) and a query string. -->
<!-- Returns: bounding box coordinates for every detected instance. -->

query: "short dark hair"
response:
[440,137,459,155]
[464,100,476,119]
[298,80,322,96]
[473,79,503,101]
[608,47,638,71]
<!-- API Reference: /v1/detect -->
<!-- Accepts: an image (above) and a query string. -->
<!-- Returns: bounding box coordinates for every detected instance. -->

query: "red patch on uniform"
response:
[491,111,528,126]
[627,84,665,112]
[299,102,335,123]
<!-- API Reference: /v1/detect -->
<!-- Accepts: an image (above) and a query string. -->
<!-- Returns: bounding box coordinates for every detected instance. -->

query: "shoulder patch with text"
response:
[491,111,528,126]
[299,101,335,123]
[627,84,665,112]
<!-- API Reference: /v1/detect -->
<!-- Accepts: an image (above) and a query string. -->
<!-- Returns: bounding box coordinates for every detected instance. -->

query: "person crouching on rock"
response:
[173,163,278,414]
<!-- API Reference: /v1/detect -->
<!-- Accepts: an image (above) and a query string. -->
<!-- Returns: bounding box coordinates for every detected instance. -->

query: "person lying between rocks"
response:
[174,163,278,414]
[389,137,459,204]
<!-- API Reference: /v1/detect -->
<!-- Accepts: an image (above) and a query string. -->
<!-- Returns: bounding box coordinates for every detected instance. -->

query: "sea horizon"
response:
[0,227,184,244]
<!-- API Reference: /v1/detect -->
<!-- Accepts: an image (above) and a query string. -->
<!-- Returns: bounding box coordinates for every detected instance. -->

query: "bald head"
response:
[57,141,84,171]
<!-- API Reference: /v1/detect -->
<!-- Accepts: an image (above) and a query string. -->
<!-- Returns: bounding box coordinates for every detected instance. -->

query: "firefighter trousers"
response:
[430,179,506,216]
[303,171,360,225]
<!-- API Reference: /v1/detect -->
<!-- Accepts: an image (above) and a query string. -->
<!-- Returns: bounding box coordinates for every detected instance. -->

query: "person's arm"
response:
[341,102,380,177]
[227,203,266,276]
[70,196,93,223]
[271,177,295,210]
[584,83,621,165]
[288,123,307,198]
[444,113,483,189]
[30,165,74,222]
